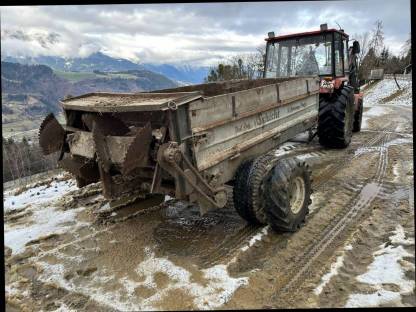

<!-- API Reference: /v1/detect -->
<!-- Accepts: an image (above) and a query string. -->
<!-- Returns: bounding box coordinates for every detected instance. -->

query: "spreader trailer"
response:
[39,24,363,232]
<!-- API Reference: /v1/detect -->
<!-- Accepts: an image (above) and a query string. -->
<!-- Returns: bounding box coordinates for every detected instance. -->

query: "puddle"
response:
[358,183,382,204]
[154,203,245,260]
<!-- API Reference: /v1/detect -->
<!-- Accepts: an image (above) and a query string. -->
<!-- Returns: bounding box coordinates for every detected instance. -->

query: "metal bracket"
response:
[156,141,227,209]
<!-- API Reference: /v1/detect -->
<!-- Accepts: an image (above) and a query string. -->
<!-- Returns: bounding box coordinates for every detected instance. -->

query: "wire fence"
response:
[384,74,412,80]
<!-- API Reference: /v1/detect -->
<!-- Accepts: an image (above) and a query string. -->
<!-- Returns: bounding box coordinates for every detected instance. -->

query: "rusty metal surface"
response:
[81,114,130,135]
[121,122,153,175]
[38,113,66,155]
[150,126,168,193]
[67,130,135,164]
[92,121,112,173]
[58,156,99,182]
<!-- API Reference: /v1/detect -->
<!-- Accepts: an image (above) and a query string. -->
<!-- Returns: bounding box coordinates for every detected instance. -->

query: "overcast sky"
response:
[0,1,411,66]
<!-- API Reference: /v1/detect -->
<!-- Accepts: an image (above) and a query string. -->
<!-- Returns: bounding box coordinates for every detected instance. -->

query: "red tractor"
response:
[264,24,363,147]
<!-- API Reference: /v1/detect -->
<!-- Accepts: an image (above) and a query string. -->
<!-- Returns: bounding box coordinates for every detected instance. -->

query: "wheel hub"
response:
[289,176,305,214]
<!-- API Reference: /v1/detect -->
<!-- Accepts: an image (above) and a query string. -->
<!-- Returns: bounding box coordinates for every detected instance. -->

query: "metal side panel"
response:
[191,93,319,172]
[188,77,319,132]
[203,116,317,186]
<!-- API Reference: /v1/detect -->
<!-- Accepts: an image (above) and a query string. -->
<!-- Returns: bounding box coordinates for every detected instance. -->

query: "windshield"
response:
[265,34,333,78]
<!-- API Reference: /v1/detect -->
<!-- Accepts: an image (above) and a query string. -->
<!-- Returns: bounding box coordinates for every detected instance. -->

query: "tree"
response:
[369,20,384,58]
[380,47,390,66]
[204,47,265,82]
[353,31,370,66]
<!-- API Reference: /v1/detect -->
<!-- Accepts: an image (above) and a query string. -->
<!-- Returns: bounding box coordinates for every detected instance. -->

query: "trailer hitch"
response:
[157,141,228,210]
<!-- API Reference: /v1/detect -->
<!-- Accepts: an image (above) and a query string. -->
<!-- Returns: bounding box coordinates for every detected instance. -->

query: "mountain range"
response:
[3,52,210,85]
[1,61,179,136]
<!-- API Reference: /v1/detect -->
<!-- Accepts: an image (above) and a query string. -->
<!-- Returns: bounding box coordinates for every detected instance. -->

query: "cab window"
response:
[334,33,344,76]
[343,38,349,73]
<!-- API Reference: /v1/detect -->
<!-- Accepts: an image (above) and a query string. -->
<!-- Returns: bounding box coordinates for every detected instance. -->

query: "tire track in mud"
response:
[272,131,391,303]
[30,200,167,262]
[19,127,395,268]
[199,224,261,267]
[198,130,392,267]
[313,130,388,188]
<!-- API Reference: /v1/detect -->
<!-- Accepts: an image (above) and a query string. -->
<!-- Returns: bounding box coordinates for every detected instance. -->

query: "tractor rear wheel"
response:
[318,86,354,148]
[263,158,312,232]
[353,98,363,132]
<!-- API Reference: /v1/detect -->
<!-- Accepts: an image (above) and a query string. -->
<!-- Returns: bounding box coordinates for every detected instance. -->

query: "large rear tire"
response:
[263,158,312,232]
[353,98,363,132]
[318,86,354,148]
[233,154,276,224]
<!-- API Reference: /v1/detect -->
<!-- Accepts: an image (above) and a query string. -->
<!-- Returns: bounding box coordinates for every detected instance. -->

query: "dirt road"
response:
[4,78,414,311]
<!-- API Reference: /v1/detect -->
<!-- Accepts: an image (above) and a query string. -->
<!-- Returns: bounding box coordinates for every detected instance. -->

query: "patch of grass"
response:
[106,73,137,79]
[54,70,97,82]
[381,88,405,103]
[54,70,138,82]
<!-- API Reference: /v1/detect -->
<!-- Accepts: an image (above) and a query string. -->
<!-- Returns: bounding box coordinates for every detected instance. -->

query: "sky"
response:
[0,1,411,66]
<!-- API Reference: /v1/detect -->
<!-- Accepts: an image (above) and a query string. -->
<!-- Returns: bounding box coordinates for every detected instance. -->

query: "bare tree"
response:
[369,20,384,57]
[205,46,266,82]
[353,31,370,66]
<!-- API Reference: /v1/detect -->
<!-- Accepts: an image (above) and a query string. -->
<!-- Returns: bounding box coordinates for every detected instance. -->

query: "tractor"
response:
[264,23,363,147]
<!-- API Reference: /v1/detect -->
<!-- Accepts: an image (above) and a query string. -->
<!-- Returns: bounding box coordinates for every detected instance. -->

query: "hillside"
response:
[1,61,178,136]
[3,53,209,85]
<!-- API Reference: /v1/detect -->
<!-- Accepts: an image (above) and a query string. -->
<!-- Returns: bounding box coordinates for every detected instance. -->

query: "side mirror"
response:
[352,40,360,54]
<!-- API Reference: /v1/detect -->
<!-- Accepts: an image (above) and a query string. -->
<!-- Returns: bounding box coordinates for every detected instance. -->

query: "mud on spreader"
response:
[39,91,204,201]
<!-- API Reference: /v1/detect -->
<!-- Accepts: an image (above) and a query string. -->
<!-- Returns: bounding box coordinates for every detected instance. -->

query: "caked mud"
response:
[4,78,415,310]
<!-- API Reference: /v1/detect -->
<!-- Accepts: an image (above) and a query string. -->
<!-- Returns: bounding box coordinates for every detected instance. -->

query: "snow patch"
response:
[132,249,248,310]
[346,289,402,307]
[3,179,77,213]
[361,106,391,130]
[364,79,412,108]
[37,246,248,311]
[240,226,269,252]
[390,224,415,246]
[4,205,86,254]
[345,225,415,307]
[314,244,354,296]
[392,163,401,183]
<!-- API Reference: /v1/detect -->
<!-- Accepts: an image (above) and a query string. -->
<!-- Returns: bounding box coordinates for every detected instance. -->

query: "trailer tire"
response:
[263,158,312,232]
[318,86,354,148]
[75,176,88,188]
[353,98,363,132]
[233,153,276,224]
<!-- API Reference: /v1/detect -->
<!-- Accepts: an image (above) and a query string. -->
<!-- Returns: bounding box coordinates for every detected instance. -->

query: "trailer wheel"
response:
[233,153,276,224]
[318,86,354,148]
[75,176,88,188]
[353,98,363,132]
[263,158,312,232]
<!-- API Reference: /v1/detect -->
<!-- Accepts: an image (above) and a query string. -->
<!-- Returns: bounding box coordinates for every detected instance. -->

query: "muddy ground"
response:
[4,78,415,311]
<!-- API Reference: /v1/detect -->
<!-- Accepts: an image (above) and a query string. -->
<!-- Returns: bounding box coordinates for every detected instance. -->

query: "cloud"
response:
[0,1,411,65]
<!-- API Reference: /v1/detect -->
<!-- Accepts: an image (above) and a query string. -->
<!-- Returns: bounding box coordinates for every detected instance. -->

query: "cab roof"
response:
[265,28,348,42]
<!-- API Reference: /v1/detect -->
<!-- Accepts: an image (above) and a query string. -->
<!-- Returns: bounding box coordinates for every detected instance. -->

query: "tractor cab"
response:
[264,24,360,93]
